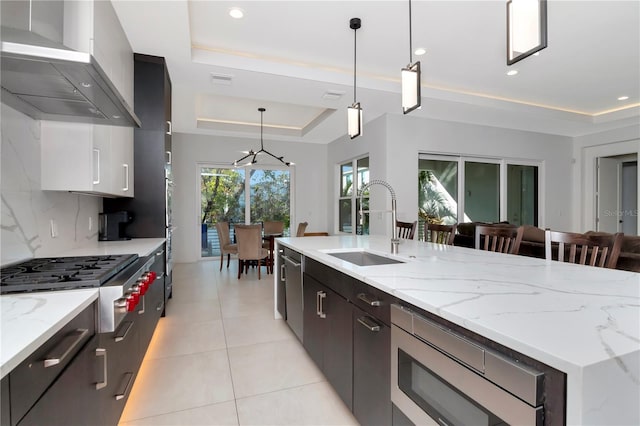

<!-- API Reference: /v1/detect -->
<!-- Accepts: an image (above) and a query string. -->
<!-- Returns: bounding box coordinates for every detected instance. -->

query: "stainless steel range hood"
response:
[0,6,141,127]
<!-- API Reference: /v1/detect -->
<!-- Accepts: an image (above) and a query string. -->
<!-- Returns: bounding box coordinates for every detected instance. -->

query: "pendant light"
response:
[233,108,292,167]
[347,17,362,139]
[507,0,547,65]
[401,0,421,114]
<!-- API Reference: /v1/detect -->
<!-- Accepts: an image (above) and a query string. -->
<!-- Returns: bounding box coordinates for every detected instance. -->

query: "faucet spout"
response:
[359,180,399,254]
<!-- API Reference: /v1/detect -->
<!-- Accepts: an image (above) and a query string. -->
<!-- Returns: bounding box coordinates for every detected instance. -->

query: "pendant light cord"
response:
[353,25,357,104]
[409,0,413,64]
[260,109,264,150]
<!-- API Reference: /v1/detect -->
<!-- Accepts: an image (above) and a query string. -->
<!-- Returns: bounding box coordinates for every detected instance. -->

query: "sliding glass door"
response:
[200,165,291,258]
[418,155,539,239]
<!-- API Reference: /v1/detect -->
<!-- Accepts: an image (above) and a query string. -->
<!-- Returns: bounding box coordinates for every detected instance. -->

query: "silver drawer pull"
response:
[357,293,381,306]
[115,372,134,400]
[95,348,108,390]
[114,321,133,343]
[43,328,89,368]
[280,263,286,282]
[156,302,165,312]
[156,250,165,256]
[282,255,301,267]
[357,316,381,332]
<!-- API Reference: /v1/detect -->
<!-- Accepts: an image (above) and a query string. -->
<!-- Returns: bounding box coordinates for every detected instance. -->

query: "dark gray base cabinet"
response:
[17,335,100,426]
[302,274,353,410]
[303,257,394,426]
[353,305,391,426]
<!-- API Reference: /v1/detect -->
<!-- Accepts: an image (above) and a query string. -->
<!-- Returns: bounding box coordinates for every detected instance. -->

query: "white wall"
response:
[572,124,640,233]
[1,104,101,265]
[172,132,328,263]
[327,114,574,237]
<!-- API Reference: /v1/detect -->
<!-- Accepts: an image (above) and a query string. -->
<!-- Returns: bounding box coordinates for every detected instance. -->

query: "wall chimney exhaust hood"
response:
[0,2,140,127]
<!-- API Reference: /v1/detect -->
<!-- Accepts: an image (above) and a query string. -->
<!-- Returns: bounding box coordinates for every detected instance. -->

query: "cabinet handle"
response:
[95,348,108,390]
[114,321,133,343]
[115,372,134,401]
[166,151,172,165]
[157,272,165,279]
[357,293,381,307]
[156,301,165,312]
[318,291,327,319]
[156,249,165,257]
[357,316,381,332]
[280,263,286,282]
[282,255,301,267]
[122,164,129,191]
[43,328,89,368]
[92,148,100,184]
[166,121,172,135]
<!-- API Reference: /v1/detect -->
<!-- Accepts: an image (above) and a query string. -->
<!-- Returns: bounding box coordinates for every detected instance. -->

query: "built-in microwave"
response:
[390,304,565,426]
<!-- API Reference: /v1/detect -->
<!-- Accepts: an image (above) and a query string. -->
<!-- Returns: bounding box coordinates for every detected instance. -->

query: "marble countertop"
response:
[276,235,640,425]
[0,289,99,379]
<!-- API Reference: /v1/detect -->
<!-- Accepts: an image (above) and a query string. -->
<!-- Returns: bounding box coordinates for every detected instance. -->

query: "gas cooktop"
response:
[0,254,138,294]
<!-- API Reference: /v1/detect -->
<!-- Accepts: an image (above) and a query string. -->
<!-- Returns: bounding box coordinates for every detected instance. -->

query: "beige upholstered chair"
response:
[475,225,524,255]
[263,221,285,236]
[215,222,238,271]
[296,222,309,237]
[545,229,623,269]
[396,220,417,240]
[425,223,457,245]
[235,224,269,279]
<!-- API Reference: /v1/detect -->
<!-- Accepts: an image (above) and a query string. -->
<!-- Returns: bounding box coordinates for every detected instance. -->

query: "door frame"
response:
[197,162,295,260]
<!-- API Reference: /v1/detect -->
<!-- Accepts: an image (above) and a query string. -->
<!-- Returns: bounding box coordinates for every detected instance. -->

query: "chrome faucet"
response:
[359,179,399,254]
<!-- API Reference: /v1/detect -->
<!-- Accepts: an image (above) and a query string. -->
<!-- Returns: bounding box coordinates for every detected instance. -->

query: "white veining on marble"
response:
[1,104,102,266]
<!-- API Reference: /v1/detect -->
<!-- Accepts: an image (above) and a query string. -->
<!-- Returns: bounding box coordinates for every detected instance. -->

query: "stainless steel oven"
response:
[391,304,550,426]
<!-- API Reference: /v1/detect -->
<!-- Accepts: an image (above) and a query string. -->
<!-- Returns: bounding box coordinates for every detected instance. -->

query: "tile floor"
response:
[118,260,359,426]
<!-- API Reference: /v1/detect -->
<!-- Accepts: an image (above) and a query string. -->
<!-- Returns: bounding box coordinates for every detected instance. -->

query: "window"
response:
[200,165,291,258]
[338,156,369,234]
[418,155,539,240]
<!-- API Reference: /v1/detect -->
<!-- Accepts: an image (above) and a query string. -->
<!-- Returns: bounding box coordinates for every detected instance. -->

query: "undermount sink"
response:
[326,250,405,266]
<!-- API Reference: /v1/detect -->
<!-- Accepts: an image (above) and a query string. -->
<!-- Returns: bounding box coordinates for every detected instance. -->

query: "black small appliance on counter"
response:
[99,211,133,241]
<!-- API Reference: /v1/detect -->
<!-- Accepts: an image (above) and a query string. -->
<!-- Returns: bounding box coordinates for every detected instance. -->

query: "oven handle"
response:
[43,328,89,368]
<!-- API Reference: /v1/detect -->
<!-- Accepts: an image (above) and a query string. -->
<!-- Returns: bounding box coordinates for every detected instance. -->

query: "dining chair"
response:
[396,220,417,240]
[425,223,457,245]
[215,222,238,271]
[296,222,309,237]
[304,232,330,236]
[263,221,285,236]
[545,229,623,269]
[235,224,269,279]
[475,225,524,255]
[261,221,284,274]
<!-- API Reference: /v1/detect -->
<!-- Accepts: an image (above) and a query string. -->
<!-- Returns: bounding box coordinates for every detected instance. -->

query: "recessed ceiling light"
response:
[414,48,426,56]
[506,70,518,76]
[229,7,244,19]
[618,96,629,101]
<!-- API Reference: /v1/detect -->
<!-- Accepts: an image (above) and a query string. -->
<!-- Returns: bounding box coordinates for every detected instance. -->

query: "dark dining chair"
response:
[545,229,623,269]
[475,225,524,255]
[235,224,269,279]
[425,223,457,245]
[396,220,417,240]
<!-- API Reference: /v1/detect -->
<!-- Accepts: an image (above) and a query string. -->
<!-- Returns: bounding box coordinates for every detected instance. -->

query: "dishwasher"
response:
[282,248,303,342]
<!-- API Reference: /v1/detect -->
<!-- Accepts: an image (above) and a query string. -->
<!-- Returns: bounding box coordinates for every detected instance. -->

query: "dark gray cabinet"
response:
[5,303,98,426]
[353,305,391,426]
[138,246,166,358]
[303,257,394,425]
[302,274,353,410]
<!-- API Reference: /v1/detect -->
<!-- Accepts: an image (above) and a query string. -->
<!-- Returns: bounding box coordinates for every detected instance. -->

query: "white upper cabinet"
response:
[41,121,134,198]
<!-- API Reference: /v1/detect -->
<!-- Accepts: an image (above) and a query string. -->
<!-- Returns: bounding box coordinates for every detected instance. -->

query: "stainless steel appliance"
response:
[282,248,303,342]
[390,304,563,426]
[99,211,133,241]
[0,254,156,332]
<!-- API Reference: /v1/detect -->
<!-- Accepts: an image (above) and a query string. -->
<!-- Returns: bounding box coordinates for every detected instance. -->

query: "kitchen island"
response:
[275,235,640,425]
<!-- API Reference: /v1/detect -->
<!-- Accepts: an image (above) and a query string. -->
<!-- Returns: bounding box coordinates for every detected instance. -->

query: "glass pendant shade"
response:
[347,103,362,139]
[402,61,421,114]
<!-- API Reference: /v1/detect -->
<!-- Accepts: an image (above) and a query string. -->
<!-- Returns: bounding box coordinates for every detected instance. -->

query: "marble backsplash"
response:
[1,104,101,266]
